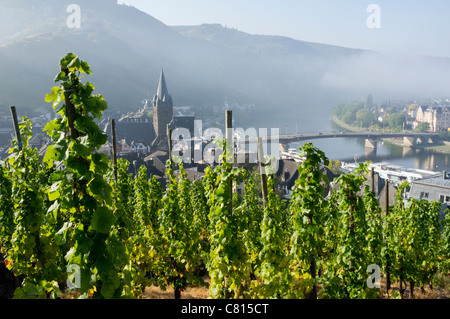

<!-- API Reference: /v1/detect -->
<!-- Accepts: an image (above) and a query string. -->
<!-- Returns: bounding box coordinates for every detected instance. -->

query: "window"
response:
[420,192,429,199]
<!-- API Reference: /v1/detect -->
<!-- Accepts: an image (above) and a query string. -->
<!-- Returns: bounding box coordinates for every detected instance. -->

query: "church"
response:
[113,70,194,154]
[151,70,174,152]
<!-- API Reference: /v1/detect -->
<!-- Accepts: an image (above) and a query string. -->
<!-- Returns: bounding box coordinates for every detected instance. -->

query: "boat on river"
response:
[341,161,440,185]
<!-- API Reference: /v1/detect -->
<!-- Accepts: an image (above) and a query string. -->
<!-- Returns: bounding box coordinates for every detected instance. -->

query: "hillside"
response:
[173,24,367,59]
[1,0,449,130]
[0,1,361,120]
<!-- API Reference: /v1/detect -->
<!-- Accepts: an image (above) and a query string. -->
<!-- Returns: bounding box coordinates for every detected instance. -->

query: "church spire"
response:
[151,69,173,152]
[156,69,170,101]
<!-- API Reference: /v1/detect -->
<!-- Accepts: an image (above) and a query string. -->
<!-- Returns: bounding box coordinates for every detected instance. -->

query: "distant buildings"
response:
[412,103,450,132]
[0,110,52,159]
[408,171,450,204]
[407,171,450,222]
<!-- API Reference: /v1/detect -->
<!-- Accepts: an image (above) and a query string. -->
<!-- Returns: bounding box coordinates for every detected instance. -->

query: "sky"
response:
[117,0,450,58]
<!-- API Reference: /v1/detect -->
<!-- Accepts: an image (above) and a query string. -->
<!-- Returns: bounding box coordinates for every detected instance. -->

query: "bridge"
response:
[238,131,440,152]
[272,131,440,151]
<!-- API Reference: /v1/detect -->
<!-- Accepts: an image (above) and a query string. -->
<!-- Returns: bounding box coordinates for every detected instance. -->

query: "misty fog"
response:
[0,0,449,131]
[321,51,450,100]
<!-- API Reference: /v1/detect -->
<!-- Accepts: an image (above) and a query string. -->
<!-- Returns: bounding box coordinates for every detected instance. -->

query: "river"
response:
[284,118,450,173]
[289,138,450,172]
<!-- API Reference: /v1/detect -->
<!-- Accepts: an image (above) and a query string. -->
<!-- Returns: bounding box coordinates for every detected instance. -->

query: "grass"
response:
[421,144,450,154]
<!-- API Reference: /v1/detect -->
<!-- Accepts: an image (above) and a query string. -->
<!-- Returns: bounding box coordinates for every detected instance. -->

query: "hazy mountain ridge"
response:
[173,24,368,60]
[0,0,236,112]
[1,0,449,129]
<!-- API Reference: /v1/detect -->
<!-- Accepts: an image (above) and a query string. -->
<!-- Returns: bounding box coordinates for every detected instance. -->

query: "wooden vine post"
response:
[385,179,391,293]
[257,137,268,208]
[9,106,22,150]
[111,119,118,183]
[225,110,233,215]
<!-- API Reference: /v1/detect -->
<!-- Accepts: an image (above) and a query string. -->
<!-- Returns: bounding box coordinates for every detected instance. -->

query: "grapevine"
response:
[0,53,448,300]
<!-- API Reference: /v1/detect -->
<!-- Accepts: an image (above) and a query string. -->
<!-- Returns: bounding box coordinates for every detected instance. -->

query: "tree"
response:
[327,160,342,174]
[332,103,345,117]
[439,131,450,141]
[356,109,377,128]
[336,101,364,126]
[415,122,430,133]
[365,94,373,108]
[387,113,406,130]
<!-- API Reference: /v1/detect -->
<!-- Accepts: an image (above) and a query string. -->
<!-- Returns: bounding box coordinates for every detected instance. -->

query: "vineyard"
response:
[0,53,449,300]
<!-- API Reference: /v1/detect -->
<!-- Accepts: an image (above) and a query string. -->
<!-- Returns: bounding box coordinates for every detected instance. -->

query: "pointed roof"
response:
[156,69,170,100]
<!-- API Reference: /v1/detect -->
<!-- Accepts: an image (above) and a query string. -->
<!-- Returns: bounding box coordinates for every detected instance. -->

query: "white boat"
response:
[341,161,439,185]
[280,148,305,162]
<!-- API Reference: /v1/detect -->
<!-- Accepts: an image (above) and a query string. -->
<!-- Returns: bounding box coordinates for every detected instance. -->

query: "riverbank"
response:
[331,116,362,133]
[331,116,450,154]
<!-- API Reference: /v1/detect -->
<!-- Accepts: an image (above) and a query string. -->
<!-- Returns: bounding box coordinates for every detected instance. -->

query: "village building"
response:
[413,105,450,132]
[407,171,450,222]
[408,171,450,204]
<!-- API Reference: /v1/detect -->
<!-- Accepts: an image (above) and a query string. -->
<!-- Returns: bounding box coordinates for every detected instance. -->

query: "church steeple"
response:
[156,69,171,103]
[151,69,174,152]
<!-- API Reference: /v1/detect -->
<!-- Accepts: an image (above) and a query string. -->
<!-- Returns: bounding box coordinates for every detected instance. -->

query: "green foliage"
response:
[439,130,450,141]
[440,213,450,274]
[0,54,448,300]
[320,163,382,299]
[332,101,364,125]
[256,176,291,298]
[387,183,442,297]
[327,159,342,174]
[239,175,264,283]
[387,113,406,130]
[365,94,373,109]
[356,109,377,128]
[207,161,252,299]
[289,143,330,299]
[43,53,126,299]
[0,164,14,250]
[4,117,63,299]
[415,122,430,133]
[153,163,207,298]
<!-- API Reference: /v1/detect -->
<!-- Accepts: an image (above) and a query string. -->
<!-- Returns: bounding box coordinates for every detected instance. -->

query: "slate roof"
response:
[174,169,205,182]
[276,159,339,197]
[144,150,169,160]
[411,175,450,189]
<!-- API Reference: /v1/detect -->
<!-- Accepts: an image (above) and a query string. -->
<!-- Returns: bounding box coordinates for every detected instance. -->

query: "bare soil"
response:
[141,275,450,299]
[378,275,450,299]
